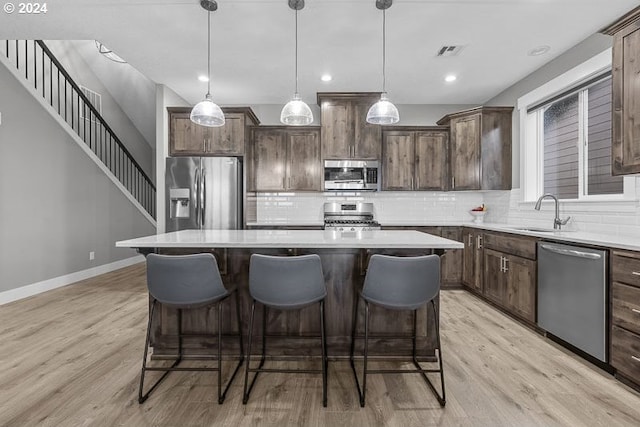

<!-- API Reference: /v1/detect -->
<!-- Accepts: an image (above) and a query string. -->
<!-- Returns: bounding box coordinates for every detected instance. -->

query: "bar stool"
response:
[243,254,328,407]
[350,254,446,407]
[138,253,244,404]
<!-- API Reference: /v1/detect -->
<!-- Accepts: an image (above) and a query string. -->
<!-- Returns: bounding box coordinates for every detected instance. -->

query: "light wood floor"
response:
[1,264,640,426]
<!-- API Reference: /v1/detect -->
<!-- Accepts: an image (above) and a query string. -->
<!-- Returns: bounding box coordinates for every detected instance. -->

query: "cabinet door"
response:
[169,112,207,156]
[321,101,351,159]
[353,100,382,159]
[612,22,640,175]
[451,114,481,190]
[441,227,462,286]
[415,131,449,190]
[251,129,287,191]
[483,248,506,305]
[462,230,479,291]
[208,114,244,155]
[382,131,414,190]
[504,255,536,323]
[287,130,321,191]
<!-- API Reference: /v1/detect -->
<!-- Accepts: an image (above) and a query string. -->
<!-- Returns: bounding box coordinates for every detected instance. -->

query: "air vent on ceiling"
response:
[436,45,464,57]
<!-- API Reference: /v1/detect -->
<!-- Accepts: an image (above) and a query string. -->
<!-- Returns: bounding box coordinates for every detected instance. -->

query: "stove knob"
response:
[350,227,355,232]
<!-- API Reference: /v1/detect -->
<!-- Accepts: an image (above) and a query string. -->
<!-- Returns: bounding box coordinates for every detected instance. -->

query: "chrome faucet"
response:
[534,193,570,230]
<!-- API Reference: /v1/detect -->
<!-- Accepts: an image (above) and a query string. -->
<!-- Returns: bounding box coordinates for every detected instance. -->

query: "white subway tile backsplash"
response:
[251,188,640,237]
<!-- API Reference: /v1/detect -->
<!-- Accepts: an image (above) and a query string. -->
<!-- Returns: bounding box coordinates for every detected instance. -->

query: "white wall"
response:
[0,59,156,294]
[482,32,640,238]
[46,40,155,180]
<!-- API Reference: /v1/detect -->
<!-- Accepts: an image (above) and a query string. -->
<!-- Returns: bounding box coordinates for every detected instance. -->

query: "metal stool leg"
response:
[242,300,256,404]
[320,300,328,407]
[361,301,370,407]
[138,300,181,404]
[217,291,245,404]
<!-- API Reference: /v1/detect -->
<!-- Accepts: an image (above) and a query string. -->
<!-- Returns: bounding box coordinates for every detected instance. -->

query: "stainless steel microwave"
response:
[324,160,380,191]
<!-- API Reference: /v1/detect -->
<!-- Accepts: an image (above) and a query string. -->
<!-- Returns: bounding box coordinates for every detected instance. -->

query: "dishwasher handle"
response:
[539,243,602,260]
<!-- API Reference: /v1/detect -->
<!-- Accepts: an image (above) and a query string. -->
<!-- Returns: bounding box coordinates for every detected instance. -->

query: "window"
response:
[527,74,622,200]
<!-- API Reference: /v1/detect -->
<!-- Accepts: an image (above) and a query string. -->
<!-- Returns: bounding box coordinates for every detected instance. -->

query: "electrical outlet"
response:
[89,251,95,261]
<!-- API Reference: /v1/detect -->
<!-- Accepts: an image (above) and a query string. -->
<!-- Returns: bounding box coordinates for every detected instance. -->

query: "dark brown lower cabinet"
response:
[481,232,537,324]
[483,248,505,304]
[462,228,483,293]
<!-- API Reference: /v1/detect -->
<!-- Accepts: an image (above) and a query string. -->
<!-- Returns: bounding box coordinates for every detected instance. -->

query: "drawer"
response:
[612,250,640,288]
[612,282,640,335]
[611,325,640,383]
[482,232,536,260]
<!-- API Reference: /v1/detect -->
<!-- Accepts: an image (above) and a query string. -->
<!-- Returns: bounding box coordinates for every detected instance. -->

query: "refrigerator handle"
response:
[201,168,206,227]
[194,167,200,226]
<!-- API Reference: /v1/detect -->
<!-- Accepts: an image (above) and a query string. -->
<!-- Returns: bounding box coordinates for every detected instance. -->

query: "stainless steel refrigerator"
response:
[165,157,242,232]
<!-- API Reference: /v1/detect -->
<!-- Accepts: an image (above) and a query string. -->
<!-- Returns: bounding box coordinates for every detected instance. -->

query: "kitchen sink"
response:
[507,226,558,233]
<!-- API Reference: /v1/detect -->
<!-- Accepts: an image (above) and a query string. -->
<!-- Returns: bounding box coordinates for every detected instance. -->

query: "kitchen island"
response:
[117,229,463,359]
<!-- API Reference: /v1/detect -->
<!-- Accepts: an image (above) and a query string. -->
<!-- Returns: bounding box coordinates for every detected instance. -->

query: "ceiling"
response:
[0,0,637,106]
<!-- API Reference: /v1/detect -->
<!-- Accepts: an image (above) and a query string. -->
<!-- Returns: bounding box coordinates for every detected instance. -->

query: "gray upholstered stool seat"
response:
[243,254,328,407]
[350,254,446,407]
[138,253,244,404]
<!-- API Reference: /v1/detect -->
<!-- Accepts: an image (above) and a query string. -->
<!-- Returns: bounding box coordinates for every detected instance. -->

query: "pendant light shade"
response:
[366,93,399,125]
[191,94,225,127]
[280,0,313,126]
[191,0,225,127]
[367,0,399,125]
[280,93,314,125]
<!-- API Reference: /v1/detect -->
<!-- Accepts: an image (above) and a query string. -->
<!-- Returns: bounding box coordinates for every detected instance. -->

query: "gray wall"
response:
[485,33,613,188]
[45,40,155,180]
[0,61,155,293]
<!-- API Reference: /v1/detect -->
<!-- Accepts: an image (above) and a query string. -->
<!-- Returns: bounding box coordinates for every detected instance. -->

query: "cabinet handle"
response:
[632,308,640,315]
[203,139,206,152]
[411,176,414,189]
[468,235,472,246]
[632,271,640,276]
[632,356,640,363]
[504,257,509,273]
[500,256,505,273]
[476,235,482,249]
[452,176,455,189]
[282,177,286,189]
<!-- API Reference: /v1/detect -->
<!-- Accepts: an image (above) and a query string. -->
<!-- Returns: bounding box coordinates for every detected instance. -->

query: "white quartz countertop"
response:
[244,221,640,252]
[116,229,464,250]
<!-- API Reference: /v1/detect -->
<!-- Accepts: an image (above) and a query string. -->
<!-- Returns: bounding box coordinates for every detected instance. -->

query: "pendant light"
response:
[280,0,313,126]
[191,0,225,127]
[366,0,399,125]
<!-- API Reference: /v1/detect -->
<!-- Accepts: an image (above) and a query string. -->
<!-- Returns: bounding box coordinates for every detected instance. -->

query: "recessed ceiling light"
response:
[321,74,332,82]
[198,75,209,82]
[445,74,457,83]
[528,45,550,56]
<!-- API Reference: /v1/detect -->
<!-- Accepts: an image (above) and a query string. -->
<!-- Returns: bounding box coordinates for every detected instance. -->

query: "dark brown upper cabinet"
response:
[168,107,259,157]
[602,7,640,175]
[248,126,322,192]
[381,127,449,191]
[437,106,513,191]
[317,93,382,160]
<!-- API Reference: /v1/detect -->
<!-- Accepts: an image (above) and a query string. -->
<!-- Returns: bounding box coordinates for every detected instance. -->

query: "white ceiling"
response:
[0,0,637,106]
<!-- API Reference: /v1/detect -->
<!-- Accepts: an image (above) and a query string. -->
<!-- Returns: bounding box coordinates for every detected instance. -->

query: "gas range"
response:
[323,202,381,231]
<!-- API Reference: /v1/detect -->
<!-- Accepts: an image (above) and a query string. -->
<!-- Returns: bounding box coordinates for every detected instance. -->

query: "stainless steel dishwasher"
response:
[537,242,607,362]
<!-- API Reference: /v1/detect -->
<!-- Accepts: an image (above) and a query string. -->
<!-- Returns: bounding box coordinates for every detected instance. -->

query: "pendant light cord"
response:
[382,8,386,94]
[295,7,299,95]
[207,10,211,96]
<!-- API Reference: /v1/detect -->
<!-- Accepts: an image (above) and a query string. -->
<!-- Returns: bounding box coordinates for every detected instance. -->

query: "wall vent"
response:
[79,86,102,122]
[436,45,464,57]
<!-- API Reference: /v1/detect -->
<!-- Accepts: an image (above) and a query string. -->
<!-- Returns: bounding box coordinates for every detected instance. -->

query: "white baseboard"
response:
[0,256,145,305]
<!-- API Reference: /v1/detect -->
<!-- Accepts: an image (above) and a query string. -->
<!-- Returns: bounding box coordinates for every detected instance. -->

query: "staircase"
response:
[1,40,156,219]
